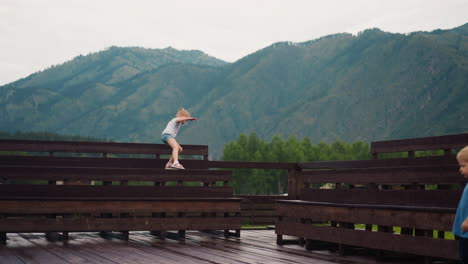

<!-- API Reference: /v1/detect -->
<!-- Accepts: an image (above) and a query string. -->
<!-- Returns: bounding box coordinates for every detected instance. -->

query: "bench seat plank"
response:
[276,200,455,230]
[299,155,457,170]
[275,222,458,260]
[0,185,234,199]
[0,199,241,214]
[300,189,462,208]
[299,165,462,184]
[0,217,241,233]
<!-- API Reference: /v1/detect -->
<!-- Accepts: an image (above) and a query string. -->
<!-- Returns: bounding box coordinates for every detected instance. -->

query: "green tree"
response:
[222,133,373,194]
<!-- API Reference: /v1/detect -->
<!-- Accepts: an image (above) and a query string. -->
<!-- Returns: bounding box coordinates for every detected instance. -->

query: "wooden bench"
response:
[371,133,468,158]
[0,139,209,169]
[0,140,241,244]
[276,133,468,261]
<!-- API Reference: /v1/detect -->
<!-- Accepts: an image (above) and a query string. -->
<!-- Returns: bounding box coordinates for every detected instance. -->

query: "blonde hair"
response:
[457,146,468,162]
[176,107,191,117]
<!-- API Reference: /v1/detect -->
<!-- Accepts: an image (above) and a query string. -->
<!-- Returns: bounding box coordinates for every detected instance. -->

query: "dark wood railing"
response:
[276,133,467,261]
[1,133,467,262]
[0,140,239,244]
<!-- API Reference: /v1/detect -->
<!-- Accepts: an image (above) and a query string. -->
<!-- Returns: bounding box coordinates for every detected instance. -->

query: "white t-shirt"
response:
[161,118,181,137]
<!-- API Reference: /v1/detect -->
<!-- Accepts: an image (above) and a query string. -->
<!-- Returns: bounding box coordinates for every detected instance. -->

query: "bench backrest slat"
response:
[1,166,231,182]
[371,133,468,155]
[299,165,462,184]
[300,189,462,208]
[0,155,209,169]
[0,185,234,199]
[299,155,457,170]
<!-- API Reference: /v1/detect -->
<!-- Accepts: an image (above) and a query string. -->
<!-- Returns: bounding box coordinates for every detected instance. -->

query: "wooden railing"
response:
[0,139,239,244]
[276,133,468,261]
[1,133,467,262]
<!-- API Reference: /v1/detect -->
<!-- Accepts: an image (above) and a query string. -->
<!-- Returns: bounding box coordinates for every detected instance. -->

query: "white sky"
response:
[0,0,467,86]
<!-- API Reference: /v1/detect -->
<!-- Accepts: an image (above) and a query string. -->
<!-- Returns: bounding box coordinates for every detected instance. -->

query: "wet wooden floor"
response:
[0,230,445,264]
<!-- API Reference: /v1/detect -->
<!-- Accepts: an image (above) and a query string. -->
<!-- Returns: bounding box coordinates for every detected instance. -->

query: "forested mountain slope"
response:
[1,24,467,158]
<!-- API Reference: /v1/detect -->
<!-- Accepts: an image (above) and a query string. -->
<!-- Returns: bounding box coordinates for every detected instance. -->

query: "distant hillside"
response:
[1,24,467,158]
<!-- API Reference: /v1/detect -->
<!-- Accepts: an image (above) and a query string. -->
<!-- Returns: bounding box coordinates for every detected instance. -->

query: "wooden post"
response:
[150,211,166,239]
[0,232,6,245]
[224,212,230,238]
[276,214,285,245]
[119,180,129,240]
[305,239,314,250]
[121,231,129,241]
[178,212,186,241]
[0,214,5,244]
[276,234,283,245]
[287,168,302,200]
[46,176,58,241]
[99,180,113,238]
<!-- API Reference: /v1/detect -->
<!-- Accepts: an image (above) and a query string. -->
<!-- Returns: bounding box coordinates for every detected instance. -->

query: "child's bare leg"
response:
[167,138,181,164]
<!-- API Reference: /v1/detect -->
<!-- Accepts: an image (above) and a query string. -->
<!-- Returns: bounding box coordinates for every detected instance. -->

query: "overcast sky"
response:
[0,0,467,86]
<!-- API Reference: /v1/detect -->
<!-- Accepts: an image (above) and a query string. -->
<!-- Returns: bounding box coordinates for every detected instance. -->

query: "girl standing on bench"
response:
[161,108,198,170]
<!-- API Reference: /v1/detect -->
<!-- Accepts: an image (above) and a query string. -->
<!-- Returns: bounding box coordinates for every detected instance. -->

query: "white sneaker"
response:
[165,162,172,169]
[171,162,185,170]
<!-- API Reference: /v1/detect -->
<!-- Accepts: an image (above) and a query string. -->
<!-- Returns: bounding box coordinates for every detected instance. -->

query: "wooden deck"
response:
[0,230,448,264]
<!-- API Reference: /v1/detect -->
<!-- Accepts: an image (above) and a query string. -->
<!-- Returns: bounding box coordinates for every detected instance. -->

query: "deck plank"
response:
[69,234,192,264]
[189,231,340,264]
[0,230,445,264]
[6,233,71,264]
[0,244,24,264]
[131,234,253,264]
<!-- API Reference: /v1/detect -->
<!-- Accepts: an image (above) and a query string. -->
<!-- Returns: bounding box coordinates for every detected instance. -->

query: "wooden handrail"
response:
[0,139,208,156]
[0,166,232,182]
[371,133,468,154]
[299,155,457,169]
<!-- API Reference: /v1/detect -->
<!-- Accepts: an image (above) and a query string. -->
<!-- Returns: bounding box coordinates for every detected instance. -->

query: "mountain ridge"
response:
[1,24,467,158]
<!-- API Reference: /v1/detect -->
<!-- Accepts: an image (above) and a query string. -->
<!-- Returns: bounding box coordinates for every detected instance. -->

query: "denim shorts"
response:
[161,133,175,144]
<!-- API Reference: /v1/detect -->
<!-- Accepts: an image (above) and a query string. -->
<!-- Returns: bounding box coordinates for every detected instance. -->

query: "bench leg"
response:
[223,229,240,238]
[121,231,129,241]
[62,232,69,241]
[338,243,348,256]
[99,212,113,238]
[276,234,283,245]
[178,230,186,241]
[151,212,166,239]
[150,231,166,239]
[337,222,355,255]
[0,232,6,245]
[423,256,432,264]
[46,232,60,242]
[299,237,305,247]
[305,239,314,251]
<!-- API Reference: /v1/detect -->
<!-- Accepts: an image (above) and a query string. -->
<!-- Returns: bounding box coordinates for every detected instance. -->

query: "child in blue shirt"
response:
[453,146,468,262]
[161,108,198,170]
